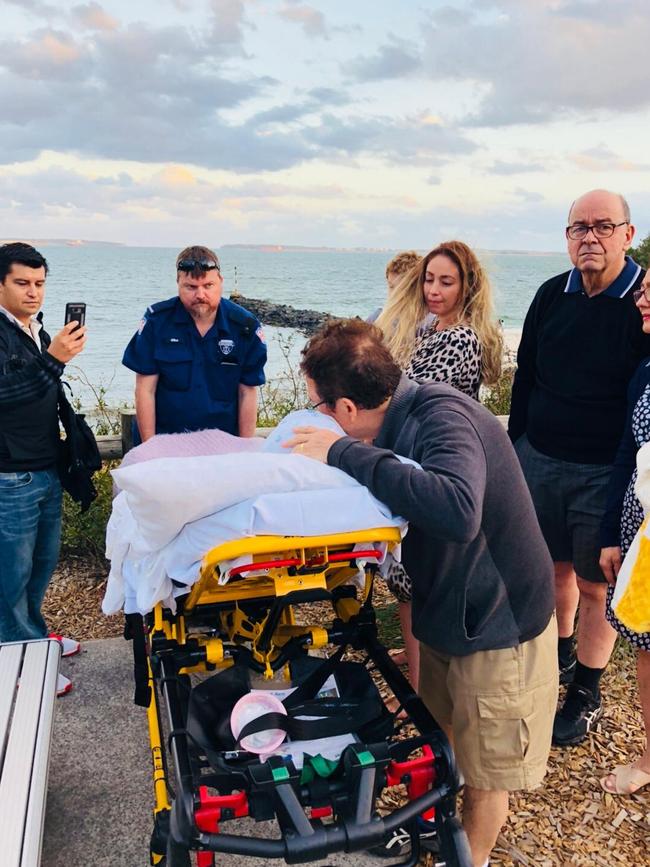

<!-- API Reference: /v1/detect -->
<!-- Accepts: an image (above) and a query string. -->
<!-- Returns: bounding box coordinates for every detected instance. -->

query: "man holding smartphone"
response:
[123,245,266,442]
[0,242,86,696]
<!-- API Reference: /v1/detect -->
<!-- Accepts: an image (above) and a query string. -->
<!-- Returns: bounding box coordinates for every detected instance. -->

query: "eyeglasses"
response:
[177,258,220,273]
[566,222,628,241]
[632,286,650,304]
[309,399,327,410]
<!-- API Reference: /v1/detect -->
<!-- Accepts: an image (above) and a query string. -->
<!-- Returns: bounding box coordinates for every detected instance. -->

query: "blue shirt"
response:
[122,296,267,436]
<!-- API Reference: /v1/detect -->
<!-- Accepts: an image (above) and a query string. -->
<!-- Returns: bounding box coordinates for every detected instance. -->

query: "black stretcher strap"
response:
[124,613,151,707]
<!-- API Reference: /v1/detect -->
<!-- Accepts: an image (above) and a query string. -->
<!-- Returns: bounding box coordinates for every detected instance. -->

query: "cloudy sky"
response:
[1,0,649,251]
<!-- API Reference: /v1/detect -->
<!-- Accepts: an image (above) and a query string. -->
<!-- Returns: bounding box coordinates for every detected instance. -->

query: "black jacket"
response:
[0,312,64,471]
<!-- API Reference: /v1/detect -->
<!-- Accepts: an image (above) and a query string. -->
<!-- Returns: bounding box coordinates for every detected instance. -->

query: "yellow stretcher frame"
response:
[146,527,402,862]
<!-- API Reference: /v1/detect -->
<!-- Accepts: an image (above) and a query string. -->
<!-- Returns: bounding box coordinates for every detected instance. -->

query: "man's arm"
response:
[238,383,258,437]
[320,410,487,543]
[135,373,158,442]
[0,321,85,408]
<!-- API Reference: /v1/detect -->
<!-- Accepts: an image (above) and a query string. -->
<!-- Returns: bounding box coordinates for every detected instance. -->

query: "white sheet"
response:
[104,413,408,615]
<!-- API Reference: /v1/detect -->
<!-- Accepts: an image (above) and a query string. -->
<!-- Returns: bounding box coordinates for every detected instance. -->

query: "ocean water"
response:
[34,245,570,407]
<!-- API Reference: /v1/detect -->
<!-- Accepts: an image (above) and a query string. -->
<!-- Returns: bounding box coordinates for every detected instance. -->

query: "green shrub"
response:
[628,233,650,269]
[481,365,515,416]
[60,462,116,560]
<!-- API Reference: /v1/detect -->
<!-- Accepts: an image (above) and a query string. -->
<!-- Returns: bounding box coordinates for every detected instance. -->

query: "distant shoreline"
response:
[1,238,564,256]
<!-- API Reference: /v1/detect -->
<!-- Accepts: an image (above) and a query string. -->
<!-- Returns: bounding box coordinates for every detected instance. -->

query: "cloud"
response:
[277,2,328,38]
[0,17,319,172]
[569,146,650,173]
[346,36,421,82]
[343,1,650,126]
[489,160,546,175]
[303,112,476,165]
[71,3,119,31]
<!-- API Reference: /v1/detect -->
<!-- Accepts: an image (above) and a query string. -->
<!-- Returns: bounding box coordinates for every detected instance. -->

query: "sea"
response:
[34,245,570,409]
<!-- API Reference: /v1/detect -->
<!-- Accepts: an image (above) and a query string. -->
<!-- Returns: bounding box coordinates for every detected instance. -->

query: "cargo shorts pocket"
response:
[477,693,533,771]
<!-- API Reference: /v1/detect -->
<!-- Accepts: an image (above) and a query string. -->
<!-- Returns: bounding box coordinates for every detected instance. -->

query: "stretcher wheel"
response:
[438,816,473,867]
[165,834,191,867]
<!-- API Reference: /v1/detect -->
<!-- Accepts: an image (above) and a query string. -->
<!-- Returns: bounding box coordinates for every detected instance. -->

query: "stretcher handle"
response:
[227,548,382,578]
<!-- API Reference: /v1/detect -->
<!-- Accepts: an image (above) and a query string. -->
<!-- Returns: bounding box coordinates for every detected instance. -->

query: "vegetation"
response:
[628,232,650,269]
[60,465,115,560]
[257,333,308,426]
[481,365,515,416]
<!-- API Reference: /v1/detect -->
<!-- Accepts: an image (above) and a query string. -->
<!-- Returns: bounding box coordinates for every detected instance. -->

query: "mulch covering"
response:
[43,560,650,866]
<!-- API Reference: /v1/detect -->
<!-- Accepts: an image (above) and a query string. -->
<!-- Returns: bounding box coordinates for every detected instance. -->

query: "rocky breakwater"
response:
[229,292,335,335]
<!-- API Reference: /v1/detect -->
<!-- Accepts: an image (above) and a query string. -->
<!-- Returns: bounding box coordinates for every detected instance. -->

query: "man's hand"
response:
[48,321,87,363]
[282,425,343,463]
[599,546,622,586]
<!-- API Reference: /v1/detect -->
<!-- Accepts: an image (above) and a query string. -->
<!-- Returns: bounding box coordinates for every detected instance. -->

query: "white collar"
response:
[0,305,42,346]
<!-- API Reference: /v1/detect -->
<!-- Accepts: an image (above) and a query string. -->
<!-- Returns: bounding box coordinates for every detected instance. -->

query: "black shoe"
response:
[552,683,603,746]
[559,655,576,685]
[369,818,439,858]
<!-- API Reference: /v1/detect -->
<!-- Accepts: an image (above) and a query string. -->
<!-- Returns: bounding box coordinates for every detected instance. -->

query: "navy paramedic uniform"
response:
[122,296,266,436]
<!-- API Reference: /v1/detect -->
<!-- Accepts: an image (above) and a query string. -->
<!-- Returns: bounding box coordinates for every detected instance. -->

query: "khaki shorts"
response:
[418,615,558,791]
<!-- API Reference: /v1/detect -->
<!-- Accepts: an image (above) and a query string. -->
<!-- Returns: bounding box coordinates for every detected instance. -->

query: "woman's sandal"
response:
[600,763,650,795]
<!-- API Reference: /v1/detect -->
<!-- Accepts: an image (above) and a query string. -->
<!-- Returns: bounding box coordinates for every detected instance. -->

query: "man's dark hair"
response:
[300,318,401,409]
[0,242,49,283]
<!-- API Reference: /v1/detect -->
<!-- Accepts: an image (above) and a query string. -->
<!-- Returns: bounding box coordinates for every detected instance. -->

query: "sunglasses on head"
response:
[177,258,220,273]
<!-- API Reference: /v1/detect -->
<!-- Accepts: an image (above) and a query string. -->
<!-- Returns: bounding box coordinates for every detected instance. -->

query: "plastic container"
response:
[230,691,287,753]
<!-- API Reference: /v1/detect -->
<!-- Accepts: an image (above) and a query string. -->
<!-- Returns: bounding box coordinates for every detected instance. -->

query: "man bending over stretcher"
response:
[283,318,557,867]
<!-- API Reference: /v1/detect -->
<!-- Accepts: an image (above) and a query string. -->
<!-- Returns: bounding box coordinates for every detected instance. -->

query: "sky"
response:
[1,0,649,251]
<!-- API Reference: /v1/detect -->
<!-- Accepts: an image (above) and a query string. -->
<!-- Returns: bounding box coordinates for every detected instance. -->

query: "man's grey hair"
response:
[567,191,631,224]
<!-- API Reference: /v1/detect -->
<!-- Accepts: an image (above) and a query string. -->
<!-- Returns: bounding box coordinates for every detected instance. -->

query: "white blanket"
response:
[104,413,407,615]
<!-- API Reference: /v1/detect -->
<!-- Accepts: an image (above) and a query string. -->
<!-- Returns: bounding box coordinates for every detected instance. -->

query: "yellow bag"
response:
[613,517,650,633]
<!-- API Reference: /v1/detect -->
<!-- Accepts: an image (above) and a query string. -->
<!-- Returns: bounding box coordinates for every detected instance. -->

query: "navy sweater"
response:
[600,358,650,548]
[509,267,650,464]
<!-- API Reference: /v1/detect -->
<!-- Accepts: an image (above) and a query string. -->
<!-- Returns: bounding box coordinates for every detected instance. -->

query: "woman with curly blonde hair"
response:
[375,241,503,691]
[376,240,502,397]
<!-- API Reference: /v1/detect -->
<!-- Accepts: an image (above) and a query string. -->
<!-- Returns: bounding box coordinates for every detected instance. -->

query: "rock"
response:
[230,292,337,335]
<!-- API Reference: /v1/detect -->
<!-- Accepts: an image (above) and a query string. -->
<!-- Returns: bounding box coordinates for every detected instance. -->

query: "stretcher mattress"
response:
[103,411,408,615]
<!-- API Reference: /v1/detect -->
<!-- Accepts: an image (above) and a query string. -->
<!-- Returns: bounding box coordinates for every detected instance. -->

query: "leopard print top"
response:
[385,322,483,603]
[404,323,482,399]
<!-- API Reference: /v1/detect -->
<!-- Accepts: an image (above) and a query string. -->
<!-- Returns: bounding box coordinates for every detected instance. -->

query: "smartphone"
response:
[64,302,86,330]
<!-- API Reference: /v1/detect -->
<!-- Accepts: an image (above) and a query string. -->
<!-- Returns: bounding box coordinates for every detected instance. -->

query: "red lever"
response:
[385,745,436,821]
[195,786,249,833]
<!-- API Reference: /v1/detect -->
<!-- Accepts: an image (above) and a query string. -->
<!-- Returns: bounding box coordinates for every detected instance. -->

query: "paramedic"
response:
[123,245,267,442]
[284,318,557,867]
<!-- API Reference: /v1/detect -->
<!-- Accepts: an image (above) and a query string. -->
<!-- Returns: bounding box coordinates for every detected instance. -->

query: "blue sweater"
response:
[600,358,650,547]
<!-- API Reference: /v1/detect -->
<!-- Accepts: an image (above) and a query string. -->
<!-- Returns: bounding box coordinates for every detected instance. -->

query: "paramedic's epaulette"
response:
[145,297,178,318]
[223,298,256,337]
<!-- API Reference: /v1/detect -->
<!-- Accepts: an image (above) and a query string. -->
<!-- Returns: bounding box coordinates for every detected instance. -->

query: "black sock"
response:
[558,635,574,668]
[573,662,604,698]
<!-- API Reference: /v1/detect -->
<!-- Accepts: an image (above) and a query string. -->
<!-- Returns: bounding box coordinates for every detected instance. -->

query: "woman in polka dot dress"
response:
[599,276,650,795]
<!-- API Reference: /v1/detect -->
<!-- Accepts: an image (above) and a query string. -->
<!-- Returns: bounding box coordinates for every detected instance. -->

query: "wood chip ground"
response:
[44,560,650,866]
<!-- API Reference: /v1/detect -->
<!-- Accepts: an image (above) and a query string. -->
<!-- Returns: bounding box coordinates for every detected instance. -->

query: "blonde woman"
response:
[376,241,502,690]
[377,240,502,397]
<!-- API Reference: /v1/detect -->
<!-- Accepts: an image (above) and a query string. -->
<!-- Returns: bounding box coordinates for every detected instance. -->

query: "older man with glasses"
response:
[123,245,267,443]
[509,189,650,746]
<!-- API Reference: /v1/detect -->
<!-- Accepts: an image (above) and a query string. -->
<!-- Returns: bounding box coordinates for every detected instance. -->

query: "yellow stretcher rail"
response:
[184,526,402,613]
